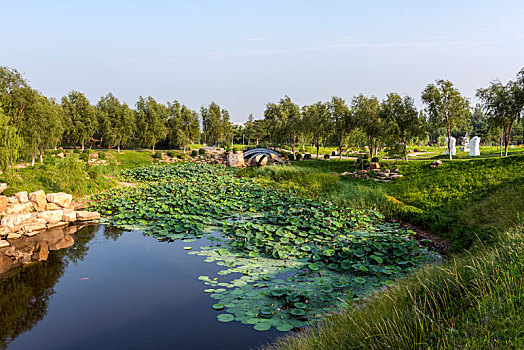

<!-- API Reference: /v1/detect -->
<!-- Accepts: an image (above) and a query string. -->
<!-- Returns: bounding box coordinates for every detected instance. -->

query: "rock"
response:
[390,174,404,179]
[46,202,61,210]
[46,193,73,208]
[226,152,245,167]
[62,209,77,222]
[14,191,29,203]
[1,213,33,233]
[49,235,74,250]
[0,183,7,194]
[37,210,64,224]
[6,232,22,239]
[75,211,100,221]
[0,240,9,248]
[23,218,48,234]
[384,169,391,174]
[0,196,7,213]
[29,190,47,211]
[47,221,69,229]
[6,201,33,215]
[430,160,442,169]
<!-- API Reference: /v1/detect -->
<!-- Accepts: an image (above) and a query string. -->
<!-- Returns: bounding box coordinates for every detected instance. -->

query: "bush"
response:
[191,150,198,157]
[288,153,295,161]
[299,148,305,153]
[371,156,380,163]
[152,151,162,159]
[79,153,89,162]
[362,153,369,159]
[198,148,206,155]
[295,153,303,161]
[304,153,312,160]
[83,149,93,154]
[167,150,177,158]
[73,149,80,154]
[232,147,239,153]
[177,153,187,159]
[324,154,330,160]
[99,152,107,160]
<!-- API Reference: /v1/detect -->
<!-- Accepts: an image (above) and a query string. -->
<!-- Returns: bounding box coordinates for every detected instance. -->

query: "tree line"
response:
[1,65,523,170]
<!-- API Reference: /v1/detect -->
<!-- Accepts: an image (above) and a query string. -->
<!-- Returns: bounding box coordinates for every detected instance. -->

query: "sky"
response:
[1,0,524,122]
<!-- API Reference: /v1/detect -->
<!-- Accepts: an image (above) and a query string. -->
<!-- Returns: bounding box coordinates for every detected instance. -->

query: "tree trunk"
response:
[447,128,452,160]
[31,150,36,167]
[316,143,320,160]
[117,143,121,153]
[152,144,155,153]
[339,145,343,160]
[39,148,44,163]
[81,140,85,152]
[403,144,408,161]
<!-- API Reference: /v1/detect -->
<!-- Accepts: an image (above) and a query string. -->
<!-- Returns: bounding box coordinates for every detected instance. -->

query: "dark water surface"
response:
[0,225,282,350]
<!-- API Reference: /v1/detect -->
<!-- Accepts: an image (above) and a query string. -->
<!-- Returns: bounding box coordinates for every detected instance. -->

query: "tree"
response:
[0,103,22,170]
[263,96,302,153]
[303,101,331,159]
[30,95,64,164]
[422,80,470,160]
[476,79,523,157]
[167,101,200,152]
[135,96,168,153]
[328,96,352,159]
[201,102,230,147]
[62,91,97,151]
[96,93,135,152]
[352,94,384,159]
[380,93,425,161]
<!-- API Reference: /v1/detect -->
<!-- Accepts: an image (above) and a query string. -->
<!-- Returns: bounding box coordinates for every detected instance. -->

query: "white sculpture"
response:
[460,136,470,152]
[444,137,456,156]
[469,136,480,156]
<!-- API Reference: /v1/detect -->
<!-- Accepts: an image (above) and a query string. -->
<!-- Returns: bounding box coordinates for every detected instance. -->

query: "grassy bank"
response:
[0,150,158,197]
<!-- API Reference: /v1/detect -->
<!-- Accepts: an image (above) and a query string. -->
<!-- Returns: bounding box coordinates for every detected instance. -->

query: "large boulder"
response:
[6,201,34,215]
[1,213,32,233]
[46,193,72,208]
[0,196,7,214]
[37,210,64,224]
[75,211,100,221]
[0,240,9,248]
[22,218,48,235]
[14,191,29,203]
[226,152,245,167]
[29,190,47,211]
[62,209,77,222]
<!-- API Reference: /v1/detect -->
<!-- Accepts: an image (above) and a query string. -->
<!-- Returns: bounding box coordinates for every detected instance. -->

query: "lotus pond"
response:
[89,164,437,334]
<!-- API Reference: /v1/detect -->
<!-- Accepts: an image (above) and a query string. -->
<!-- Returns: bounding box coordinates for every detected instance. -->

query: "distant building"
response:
[232,122,245,129]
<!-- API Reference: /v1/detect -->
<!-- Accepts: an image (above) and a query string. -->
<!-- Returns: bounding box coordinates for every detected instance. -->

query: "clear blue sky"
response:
[2,0,523,122]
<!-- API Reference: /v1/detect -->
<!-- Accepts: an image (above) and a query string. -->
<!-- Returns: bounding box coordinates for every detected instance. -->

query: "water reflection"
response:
[0,225,96,349]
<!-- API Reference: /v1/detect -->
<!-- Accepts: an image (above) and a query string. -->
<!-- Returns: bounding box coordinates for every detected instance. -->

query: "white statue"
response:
[469,136,480,156]
[444,137,456,156]
[460,136,470,152]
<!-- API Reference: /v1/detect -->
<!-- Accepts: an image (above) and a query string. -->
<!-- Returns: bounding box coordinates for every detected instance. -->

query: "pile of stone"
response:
[339,168,404,182]
[0,185,100,248]
[430,160,443,168]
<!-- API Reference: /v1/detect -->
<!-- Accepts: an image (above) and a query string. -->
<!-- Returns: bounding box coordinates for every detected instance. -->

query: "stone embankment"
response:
[337,168,404,182]
[0,185,100,248]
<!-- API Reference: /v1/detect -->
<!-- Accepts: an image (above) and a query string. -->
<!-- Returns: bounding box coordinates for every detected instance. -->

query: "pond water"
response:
[0,225,282,350]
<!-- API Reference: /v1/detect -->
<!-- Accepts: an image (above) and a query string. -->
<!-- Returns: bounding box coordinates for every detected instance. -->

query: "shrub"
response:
[324,154,330,160]
[58,147,64,153]
[371,156,380,163]
[331,151,337,156]
[152,151,162,159]
[73,149,80,154]
[304,153,312,160]
[191,150,198,157]
[232,147,239,153]
[167,150,177,158]
[362,153,369,159]
[83,149,93,154]
[79,153,89,162]
[295,153,303,161]
[198,148,206,155]
[299,148,305,153]
[288,153,295,161]
[98,152,107,160]
[177,153,187,159]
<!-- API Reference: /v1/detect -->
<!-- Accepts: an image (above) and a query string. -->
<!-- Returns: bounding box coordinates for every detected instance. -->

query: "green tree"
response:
[96,93,135,152]
[135,96,168,153]
[328,96,352,159]
[352,94,384,159]
[167,101,200,152]
[422,80,470,160]
[303,101,331,159]
[61,91,97,151]
[476,80,523,157]
[263,96,302,153]
[31,95,64,163]
[0,103,22,170]
[201,102,230,147]
[380,93,425,161]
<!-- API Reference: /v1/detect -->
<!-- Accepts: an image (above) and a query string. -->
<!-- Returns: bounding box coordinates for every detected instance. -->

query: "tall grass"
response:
[263,225,524,350]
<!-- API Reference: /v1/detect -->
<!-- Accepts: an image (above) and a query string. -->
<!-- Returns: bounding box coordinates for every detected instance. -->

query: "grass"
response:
[263,225,524,350]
